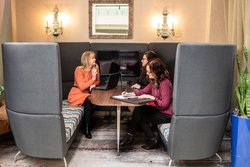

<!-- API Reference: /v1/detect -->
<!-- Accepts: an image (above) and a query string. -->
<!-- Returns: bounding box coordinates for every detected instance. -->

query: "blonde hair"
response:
[81,51,95,68]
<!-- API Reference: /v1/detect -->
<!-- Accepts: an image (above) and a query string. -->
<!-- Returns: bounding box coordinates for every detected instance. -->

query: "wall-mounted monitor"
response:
[97,50,140,78]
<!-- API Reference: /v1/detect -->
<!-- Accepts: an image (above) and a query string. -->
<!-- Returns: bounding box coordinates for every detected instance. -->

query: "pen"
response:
[122,87,128,96]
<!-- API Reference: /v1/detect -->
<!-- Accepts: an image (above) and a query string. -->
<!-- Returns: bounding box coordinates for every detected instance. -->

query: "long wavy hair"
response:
[147,58,170,88]
[139,51,159,81]
[81,51,95,69]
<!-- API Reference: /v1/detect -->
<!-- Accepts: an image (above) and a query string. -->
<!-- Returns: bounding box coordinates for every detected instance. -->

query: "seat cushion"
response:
[158,123,170,143]
[62,100,84,142]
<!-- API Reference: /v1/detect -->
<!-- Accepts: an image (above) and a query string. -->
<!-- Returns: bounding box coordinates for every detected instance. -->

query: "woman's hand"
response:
[89,84,96,91]
[91,66,97,81]
[131,83,141,89]
[138,94,155,100]
[121,91,136,97]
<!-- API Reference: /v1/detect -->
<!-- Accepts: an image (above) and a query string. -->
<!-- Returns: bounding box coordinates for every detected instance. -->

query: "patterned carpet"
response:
[0,114,231,167]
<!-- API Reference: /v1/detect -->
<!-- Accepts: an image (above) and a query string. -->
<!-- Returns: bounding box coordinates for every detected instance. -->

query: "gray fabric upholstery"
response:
[3,43,62,115]
[7,109,66,158]
[158,43,235,161]
[2,42,82,159]
[167,113,229,160]
[173,44,235,116]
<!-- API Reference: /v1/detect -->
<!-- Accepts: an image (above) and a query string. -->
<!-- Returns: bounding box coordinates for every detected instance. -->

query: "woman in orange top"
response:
[68,51,100,139]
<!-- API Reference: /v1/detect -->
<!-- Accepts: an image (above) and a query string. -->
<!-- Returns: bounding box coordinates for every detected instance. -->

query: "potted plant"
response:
[231,46,250,167]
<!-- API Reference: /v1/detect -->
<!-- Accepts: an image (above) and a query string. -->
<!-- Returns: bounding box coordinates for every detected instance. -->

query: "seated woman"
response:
[68,51,100,139]
[128,51,158,112]
[131,51,159,90]
[120,58,173,150]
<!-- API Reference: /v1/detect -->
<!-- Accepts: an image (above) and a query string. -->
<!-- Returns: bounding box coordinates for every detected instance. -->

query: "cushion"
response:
[62,100,84,142]
[158,123,171,143]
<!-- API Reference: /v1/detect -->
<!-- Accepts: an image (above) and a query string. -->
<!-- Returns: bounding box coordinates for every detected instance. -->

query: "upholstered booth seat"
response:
[62,100,84,142]
[158,123,170,144]
[157,43,235,166]
[2,43,84,167]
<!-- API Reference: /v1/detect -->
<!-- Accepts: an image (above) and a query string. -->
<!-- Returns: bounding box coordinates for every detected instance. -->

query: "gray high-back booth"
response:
[2,43,84,167]
[158,43,235,166]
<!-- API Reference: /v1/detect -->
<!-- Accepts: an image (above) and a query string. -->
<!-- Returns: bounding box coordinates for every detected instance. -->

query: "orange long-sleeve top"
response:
[68,66,100,106]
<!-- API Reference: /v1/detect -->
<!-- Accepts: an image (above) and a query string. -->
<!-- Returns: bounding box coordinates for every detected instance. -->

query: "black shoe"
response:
[84,124,92,139]
[85,132,92,139]
[141,137,158,150]
[120,133,134,146]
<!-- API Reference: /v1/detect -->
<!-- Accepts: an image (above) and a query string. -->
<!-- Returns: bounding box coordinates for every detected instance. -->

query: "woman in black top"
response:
[131,51,159,89]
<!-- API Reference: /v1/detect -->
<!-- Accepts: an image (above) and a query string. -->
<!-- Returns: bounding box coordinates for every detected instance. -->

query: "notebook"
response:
[110,95,155,104]
[93,72,120,90]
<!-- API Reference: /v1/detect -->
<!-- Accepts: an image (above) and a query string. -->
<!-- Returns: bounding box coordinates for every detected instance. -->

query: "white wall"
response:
[11,0,226,43]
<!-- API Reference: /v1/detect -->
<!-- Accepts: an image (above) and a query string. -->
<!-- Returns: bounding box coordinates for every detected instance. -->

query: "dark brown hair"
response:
[147,58,170,88]
[139,51,159,80]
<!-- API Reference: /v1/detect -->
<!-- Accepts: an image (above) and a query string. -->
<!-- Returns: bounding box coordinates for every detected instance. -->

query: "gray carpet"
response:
[0,115,231,167]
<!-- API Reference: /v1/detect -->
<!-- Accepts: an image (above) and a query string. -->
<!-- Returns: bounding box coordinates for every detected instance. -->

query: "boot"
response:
[85,124,92,139]
[141,137,158,150]
[120,133,134,146]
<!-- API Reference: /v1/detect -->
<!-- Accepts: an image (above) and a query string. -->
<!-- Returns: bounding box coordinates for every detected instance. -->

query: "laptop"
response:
[94,72,120,90]
[109,62,120,73]
[99,61,120,75]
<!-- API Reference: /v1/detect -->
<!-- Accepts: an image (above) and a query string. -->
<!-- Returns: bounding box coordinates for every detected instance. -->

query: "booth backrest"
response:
[90,43,149,54]
[3,42,62,115]
[58,42,179,99]
[173,44,235,116]
[149,43,178,82]
[59,42,90,99]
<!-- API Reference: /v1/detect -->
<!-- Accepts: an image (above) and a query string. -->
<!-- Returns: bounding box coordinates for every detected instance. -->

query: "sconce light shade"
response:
[45,5,63,37]
[157,9,175,40]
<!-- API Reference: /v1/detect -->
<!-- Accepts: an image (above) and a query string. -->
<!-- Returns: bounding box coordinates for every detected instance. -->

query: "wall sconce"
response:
[157,9,175,40]
[45,5,63,37]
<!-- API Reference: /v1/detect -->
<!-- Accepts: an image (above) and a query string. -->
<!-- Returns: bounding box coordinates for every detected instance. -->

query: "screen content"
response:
[97,50,140,77]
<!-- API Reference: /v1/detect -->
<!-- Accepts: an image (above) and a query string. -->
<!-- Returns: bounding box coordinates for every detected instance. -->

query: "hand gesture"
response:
[90,85,96,91]
[138,94,155,100]
[122,91,136,97]
[131,83,141,89]
[91,66,97,81]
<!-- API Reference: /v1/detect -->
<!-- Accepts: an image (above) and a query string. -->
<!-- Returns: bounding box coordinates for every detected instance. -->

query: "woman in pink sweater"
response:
[120,58,173,150]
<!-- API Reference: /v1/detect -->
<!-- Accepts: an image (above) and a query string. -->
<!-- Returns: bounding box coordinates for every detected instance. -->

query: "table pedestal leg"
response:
[117,106,121,156]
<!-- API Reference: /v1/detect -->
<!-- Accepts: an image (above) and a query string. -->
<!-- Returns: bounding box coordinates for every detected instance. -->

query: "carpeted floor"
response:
[0,114,231,167]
